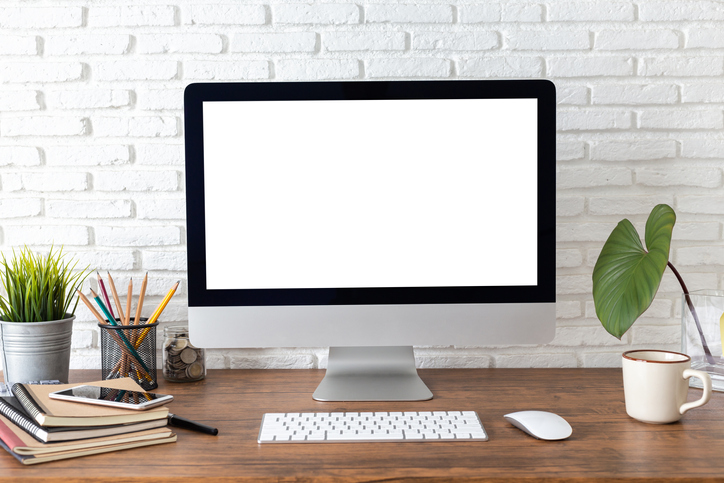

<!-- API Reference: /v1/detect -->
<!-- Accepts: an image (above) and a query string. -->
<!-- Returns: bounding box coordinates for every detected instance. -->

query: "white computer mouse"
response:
[503,410,572,441]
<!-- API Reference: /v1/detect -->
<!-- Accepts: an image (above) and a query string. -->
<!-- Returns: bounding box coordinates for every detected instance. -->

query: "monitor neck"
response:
[312,346,433,401]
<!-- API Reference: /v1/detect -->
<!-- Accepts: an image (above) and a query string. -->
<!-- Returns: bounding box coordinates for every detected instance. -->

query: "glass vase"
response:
[681,289,724,392]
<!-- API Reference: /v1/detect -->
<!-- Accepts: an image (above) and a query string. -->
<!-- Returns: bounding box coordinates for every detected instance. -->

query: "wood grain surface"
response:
[1,368,722,482]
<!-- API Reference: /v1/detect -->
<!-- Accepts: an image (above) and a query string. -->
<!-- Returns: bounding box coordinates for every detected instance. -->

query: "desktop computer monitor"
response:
[184,80,556,401]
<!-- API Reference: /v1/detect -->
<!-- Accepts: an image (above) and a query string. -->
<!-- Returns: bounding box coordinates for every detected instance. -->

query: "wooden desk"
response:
[1,368,723,481]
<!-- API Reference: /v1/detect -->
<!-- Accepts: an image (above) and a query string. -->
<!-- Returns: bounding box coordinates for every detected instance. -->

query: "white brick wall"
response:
[1,0,723,371]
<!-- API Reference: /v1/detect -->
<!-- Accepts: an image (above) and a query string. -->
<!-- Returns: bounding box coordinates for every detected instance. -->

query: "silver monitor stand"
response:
[312,346,433,401]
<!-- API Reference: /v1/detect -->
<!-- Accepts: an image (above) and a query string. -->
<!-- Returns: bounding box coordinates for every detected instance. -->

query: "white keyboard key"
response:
[374,433,401,440]
[404,431,424,440]
[461,424,480,429]
[326,433,350,441]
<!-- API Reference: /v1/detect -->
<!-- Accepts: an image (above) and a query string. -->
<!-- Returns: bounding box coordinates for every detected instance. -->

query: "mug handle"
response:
[680,369,712,415]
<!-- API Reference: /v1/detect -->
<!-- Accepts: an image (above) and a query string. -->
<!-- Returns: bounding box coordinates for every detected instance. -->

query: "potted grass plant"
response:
[0,246,90,385]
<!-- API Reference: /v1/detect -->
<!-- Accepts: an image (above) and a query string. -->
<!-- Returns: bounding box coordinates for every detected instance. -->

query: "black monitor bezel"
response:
[185,80,556,307]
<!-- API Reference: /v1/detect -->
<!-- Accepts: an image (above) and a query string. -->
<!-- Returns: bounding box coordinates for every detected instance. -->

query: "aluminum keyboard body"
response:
[258,411,488,443]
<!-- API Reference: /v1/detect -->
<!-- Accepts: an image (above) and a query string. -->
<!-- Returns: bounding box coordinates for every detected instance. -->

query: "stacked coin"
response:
[163,327,206,382]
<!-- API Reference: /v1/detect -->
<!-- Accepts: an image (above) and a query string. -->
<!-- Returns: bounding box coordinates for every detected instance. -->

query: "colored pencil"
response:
[89,288,113,324]
[133,272,148,325]
[147,281,179,325]
[134,281,179,348]
[97,272,115,320]
[106,272,124,325]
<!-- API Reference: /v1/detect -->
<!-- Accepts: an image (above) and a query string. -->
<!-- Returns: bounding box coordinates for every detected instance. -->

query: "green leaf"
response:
[592,204,676,339]
[0,245,91,322]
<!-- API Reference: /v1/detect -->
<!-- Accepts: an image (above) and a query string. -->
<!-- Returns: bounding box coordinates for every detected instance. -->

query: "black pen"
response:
[167,413,219,435]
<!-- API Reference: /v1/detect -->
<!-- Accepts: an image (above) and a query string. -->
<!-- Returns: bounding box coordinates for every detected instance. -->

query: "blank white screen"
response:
[203,98,538,290]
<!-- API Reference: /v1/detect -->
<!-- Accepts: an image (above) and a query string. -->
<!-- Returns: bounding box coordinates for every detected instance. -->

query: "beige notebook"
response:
[15,437,177,465]
[12,379,169,427]
[0,414,174,455]
[0,413,177,465]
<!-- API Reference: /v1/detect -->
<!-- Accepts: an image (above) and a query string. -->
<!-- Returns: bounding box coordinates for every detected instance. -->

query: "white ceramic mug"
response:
[622,350,712,424]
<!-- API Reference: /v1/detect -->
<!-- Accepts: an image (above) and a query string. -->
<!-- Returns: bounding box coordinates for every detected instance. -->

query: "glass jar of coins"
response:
[162,326,206,382]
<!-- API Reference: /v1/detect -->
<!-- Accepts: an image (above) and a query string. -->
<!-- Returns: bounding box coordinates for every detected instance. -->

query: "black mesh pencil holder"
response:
[99,318,158,391]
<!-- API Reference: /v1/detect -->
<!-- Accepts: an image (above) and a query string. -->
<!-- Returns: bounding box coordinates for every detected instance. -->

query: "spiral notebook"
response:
[0,414,176,465]
[11,378,168,427]
[0,397,167,443]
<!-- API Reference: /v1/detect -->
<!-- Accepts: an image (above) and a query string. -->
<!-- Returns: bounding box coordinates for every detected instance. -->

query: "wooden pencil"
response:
[125,278,133,326]
[134,281,179,348]
[76,290,106,325]
[133,272,148,325]
[147,281,179,325]
[106,272,125,325]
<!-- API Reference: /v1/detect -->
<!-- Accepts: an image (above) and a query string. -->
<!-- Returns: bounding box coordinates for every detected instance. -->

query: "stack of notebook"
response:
[0,378,176,465]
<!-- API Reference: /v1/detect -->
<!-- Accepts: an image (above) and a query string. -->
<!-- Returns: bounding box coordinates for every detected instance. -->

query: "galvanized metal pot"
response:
[0,315,75,385]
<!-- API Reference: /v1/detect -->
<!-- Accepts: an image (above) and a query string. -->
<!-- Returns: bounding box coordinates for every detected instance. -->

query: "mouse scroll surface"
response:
[504,411,572,441]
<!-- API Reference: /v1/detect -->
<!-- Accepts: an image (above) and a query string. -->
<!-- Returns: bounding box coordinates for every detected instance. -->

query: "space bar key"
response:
[327,433,402,441]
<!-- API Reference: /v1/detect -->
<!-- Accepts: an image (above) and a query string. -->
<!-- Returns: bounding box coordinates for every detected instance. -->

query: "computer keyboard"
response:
[257,410,488,443]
